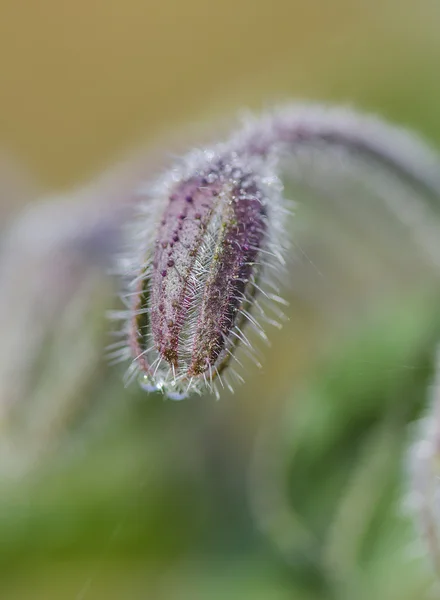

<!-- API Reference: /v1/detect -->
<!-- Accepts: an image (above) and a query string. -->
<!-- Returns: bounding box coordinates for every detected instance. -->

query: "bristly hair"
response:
[111,103,440,400]
[111,139,291,400]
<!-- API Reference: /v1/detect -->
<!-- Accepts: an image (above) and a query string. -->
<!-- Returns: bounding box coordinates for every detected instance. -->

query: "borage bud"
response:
[111,103,440,401]
[113,149,289,400]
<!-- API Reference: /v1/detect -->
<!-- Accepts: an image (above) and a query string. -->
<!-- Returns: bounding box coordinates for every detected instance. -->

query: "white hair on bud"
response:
[112,103,440,400]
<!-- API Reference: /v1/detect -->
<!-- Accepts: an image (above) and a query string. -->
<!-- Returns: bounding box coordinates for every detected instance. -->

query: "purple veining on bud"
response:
[117,153,288,399]
[149,173,267,379]
[114,147,287,400]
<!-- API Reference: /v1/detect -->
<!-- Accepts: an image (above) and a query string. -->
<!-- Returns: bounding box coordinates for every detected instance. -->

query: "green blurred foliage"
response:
[2,294,440,599]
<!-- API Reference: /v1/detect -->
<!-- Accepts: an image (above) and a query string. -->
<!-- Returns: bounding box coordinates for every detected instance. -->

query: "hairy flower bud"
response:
[113,103,440,400]
[113,148,289,399]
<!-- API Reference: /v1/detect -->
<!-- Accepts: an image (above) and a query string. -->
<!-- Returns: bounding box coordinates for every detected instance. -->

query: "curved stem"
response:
[236,105,440,201]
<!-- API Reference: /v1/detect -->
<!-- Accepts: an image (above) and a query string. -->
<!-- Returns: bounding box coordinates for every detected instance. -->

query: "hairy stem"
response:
[237,105,440,200]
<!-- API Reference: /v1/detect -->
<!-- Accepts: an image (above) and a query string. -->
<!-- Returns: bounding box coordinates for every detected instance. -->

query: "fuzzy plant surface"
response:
[113,104,440,401]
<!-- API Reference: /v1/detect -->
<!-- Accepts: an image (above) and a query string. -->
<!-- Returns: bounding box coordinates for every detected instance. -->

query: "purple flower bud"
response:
[115,148,289,400]
[114,103,440,400]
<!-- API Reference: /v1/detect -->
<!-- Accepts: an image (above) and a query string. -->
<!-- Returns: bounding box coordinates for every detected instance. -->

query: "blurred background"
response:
[1,0,440,598]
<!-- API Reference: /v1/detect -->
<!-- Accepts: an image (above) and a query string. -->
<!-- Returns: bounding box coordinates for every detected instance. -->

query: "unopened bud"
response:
[114,148,288,399]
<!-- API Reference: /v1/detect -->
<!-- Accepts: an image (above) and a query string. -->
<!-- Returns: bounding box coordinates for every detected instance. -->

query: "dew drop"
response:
[139,373,159,393]
[167,389,188,401]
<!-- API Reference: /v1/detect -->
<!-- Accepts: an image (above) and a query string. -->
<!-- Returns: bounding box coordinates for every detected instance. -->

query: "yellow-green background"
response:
[1,0,440,188]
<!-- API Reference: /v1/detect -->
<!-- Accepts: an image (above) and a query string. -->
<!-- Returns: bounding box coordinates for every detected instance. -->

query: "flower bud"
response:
[115,148,288,399]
